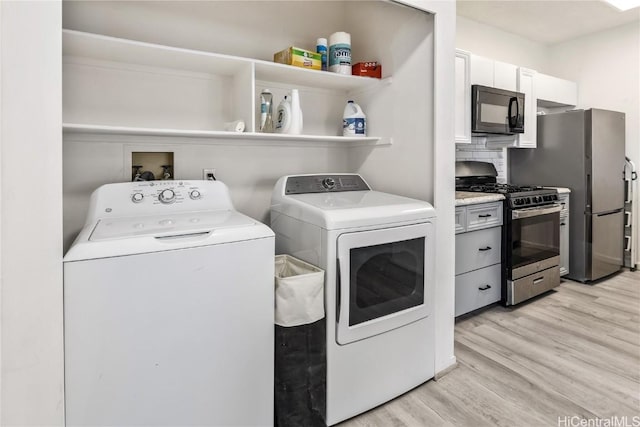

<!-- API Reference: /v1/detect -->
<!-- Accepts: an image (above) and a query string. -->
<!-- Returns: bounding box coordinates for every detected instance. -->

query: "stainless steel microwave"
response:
[472,85,525,135]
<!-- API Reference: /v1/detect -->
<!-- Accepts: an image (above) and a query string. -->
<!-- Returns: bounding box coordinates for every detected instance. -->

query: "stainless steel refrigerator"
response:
[510,109,625,282]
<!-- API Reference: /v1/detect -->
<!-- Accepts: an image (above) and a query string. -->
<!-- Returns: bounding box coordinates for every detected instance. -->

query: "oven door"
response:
[472,85,525,134]
[336,222,433,345]
[510,204,561,280]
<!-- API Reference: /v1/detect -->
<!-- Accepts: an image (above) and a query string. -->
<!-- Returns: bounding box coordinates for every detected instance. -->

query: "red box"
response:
[352,62,382,79]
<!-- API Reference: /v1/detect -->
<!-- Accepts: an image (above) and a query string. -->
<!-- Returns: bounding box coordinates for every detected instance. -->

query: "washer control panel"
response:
[87,180,234,223]
[285,174,370,194]
[128,181,205,207]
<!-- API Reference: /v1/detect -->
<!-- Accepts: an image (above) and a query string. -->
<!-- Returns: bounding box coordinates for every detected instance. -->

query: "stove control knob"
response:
[322,178,336,190]
[189,190,201,200]
[159,189,176,204]
[131,193,144,203]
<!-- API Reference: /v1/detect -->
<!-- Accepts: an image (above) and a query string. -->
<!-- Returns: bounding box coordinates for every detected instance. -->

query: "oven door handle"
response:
[511,204,561,220]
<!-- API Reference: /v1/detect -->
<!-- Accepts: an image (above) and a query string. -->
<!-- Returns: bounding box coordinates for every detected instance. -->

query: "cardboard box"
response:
[274,47,322,70]
[352,62,382,79]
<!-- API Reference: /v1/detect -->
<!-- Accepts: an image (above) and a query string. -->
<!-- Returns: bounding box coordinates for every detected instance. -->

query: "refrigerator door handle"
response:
[596,209,624,217]
[586,173,592,212]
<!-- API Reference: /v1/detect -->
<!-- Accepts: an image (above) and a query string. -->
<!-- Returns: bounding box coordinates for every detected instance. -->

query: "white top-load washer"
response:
[271,174,436,426]
[64,180,274,427]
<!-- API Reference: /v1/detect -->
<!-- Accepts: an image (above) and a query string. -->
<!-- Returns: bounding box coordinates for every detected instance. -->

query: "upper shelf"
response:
[62,29,387,92]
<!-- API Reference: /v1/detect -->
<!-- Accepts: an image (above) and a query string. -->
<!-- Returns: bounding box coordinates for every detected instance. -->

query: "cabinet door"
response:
[560,212,569,276]
[493,60,517,91]
[466,202,503,231]
[455,226,502,275]
[455,50,471,144]
[455,264,501,316]
[535,73,578,106]
[515,67,537,148]
[470,54,494,87]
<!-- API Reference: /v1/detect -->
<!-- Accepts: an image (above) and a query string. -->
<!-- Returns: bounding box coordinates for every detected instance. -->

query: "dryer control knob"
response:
[131,193,144,203]
[159,189,176,204]
[189,190,201,200]
[322,178,336,190]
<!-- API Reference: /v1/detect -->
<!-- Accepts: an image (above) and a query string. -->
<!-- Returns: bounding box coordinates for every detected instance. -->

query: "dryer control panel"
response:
[285,174,370,194]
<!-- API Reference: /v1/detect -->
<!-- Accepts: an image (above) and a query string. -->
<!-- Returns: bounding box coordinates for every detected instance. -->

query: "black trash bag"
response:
[274,318,326,427]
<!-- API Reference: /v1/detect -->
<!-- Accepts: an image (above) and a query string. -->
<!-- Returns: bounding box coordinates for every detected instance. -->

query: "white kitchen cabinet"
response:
[455,49,471,144]
[559,193,570,276]
[469,54,516,91]
[469,54,494,87]
[536,73,578,107]
[466,201,503,231]
[515,67,537,148]
[455,264,501,317]
[455,201,503,316]
[62,29,391,146]
[455,226,502,275]
[493,60,517,91]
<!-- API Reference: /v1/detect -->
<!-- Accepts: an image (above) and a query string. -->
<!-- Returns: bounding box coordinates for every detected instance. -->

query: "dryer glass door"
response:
[336,222,433,345]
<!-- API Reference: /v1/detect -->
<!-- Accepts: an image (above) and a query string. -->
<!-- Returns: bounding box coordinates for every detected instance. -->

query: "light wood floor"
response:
[340,269,640,426]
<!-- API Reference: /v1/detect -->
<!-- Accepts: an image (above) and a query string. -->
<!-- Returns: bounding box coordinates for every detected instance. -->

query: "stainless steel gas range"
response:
[456,161,561,306]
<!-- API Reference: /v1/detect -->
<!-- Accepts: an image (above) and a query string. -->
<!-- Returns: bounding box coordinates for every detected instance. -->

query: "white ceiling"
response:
[457,0,640,45]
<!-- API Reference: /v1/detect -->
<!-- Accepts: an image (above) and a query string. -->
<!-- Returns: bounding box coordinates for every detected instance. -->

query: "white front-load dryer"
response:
[63,180,274,426]
[271,174,436,426]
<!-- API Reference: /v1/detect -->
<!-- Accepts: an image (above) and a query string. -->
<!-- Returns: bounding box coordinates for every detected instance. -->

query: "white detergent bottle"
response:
[343,100,366,136]
[275,95,291,133]
[289,89,303,135]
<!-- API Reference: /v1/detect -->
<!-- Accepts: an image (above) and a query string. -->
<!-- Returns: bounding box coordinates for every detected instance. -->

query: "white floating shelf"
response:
[253,60,386,92]
[63,29,389,92]
[63,123,392,147]
[63,29,249,76]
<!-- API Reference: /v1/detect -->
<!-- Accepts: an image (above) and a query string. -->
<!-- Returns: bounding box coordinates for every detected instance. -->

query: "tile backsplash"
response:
[456,137,507,183]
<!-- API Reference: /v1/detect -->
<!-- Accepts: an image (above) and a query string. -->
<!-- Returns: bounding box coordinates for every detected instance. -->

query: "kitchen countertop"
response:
[455,191,505,206]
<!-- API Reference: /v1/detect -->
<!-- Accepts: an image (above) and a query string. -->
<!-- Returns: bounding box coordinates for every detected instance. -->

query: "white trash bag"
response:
[274,255,325,327]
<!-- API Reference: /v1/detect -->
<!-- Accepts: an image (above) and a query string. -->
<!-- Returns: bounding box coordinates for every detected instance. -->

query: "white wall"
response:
[0,1,64,425]
[456,15,549,72]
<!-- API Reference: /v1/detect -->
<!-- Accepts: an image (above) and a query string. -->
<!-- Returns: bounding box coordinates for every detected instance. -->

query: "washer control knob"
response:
[322,178,336,190]
[189,190,201,200]
[131,193,144,203]
[159,189,176,204]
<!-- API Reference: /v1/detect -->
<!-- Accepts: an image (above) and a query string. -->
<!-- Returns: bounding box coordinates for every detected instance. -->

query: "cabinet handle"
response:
[560,222,566,226]
[533,277,544,285]
[478,284,492,291]
[478,214,492,218]
[478,246,492,251]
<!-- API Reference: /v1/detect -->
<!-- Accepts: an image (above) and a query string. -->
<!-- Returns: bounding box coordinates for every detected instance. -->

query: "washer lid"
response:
[273,190,436,229]
[90,210,254,241]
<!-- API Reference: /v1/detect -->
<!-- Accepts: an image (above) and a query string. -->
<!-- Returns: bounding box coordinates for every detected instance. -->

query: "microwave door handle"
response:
[508,97,519,128]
